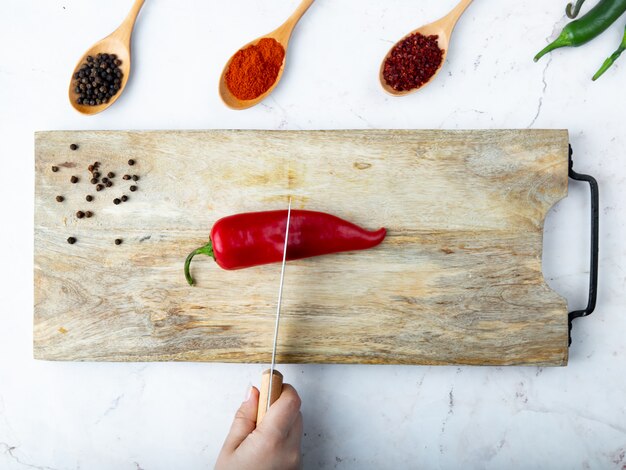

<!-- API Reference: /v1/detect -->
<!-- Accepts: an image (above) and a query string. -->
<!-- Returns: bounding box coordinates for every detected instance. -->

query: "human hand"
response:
[215,383,303,470]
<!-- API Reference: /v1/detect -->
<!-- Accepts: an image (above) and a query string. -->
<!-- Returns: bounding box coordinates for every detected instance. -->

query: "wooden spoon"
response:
[69,0,145,115]
[379,0,473,96]
[219,0,315,110]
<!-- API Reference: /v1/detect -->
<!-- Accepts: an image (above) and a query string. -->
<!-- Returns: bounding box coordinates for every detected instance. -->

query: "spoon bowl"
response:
[219,0,314,110]
[69,38,132,115]
[69,0,144,115]
[380,0,473,96]
[218,35,289,111]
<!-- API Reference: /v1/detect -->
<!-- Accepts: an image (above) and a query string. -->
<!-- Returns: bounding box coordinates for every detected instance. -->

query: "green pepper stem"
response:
[566,0,586,19]
[592,26,626,81]
[534,34,569,62]
[184,240,214,286]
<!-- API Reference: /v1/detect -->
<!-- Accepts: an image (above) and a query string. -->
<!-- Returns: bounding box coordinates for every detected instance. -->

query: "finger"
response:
[222,386,260,451]
[287,411,303,445]
[258,383,301,437]
[285,412,304,468]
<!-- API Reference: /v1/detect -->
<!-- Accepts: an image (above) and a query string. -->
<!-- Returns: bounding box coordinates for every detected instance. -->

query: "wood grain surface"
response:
[34,130,569,365]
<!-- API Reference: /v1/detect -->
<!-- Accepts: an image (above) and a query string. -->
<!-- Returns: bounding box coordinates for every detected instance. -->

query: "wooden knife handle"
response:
[256,369,283,425]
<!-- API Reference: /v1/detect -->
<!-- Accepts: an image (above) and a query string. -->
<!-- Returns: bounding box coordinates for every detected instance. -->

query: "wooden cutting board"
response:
[34,130,569,366]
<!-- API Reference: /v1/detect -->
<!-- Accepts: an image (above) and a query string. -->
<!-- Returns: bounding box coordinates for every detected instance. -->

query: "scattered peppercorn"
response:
[70,144,78,151]
[54,159,140,246]
[72,53,123,106]
[383,33,444,92]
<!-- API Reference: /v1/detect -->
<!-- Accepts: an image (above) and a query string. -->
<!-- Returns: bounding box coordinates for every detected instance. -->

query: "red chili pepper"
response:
[184,210,386,285]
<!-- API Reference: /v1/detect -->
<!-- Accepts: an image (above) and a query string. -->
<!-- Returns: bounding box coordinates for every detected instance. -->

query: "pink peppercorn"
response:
[383,33,444,92]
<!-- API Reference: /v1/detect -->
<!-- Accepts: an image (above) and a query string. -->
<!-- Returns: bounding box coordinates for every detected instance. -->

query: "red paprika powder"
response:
[383,33,444,92]
[225,38,286,100]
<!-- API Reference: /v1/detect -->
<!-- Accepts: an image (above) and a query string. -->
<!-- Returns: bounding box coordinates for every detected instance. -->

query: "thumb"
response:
[222,385,259,451]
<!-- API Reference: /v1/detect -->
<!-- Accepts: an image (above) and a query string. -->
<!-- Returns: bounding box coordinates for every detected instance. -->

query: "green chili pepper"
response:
[592,24,626,80]
[566,0,587,19]
[534,0,626,62]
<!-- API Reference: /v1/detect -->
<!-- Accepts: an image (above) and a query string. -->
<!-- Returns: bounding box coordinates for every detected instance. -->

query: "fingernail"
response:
[243,382,253,402]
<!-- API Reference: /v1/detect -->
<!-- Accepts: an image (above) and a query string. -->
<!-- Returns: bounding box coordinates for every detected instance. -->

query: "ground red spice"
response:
[225,38,286,100]
[383,33,444,92]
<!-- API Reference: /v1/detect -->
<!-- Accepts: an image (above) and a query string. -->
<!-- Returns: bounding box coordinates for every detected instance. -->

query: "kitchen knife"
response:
[256,198,292,425]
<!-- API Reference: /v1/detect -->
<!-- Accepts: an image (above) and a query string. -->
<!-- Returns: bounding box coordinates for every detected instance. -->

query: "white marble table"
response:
[1,1,625,468]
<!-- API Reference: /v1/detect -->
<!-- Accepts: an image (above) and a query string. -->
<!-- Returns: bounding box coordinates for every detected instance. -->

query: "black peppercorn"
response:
[129,185,137,192]
[90,178,98,184]
[70,144,78,150]
[113,198,121,205]
[106,181,113,188]
[51,166,59,172]
[70,176,79,184]
[128,159,135,166]
[72,54,123,106]
[107,172,115,178]
[67,237,77,244]
[76,211,85,219]
[56,195,64,202]
[86,195,93,202]
[93,171,100,179]
[96,184,104,191]
[123,174,131,180]
[85,211,93,218]
[115,238,122,245]
[102,177,109,184]
[121,195,128,202]
[132,175,139,181]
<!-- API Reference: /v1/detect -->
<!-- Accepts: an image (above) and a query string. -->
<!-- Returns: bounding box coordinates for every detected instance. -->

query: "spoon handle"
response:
[448,0,474,23]
[275,0,315,43]
[116,0,146,43]
[289,0,315,22]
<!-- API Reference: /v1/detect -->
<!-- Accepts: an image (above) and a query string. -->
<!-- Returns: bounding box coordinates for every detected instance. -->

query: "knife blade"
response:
[256,198,291,425]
